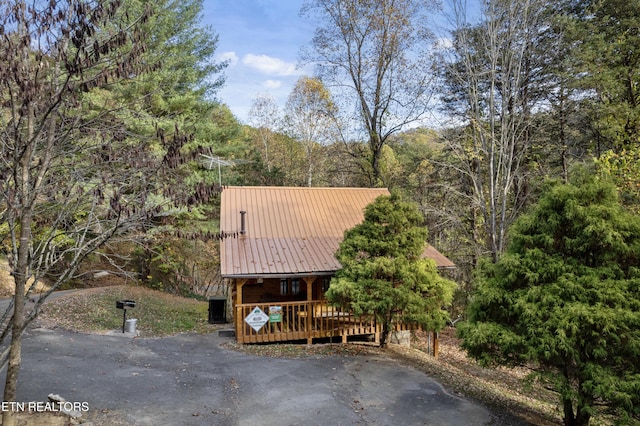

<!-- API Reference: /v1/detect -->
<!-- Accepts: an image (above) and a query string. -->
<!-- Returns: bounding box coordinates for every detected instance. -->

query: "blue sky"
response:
[202,1,315,124]
[200,1,476,126]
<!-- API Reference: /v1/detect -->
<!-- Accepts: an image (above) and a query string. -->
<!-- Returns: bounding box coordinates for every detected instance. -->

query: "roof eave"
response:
[221,264,456,279]
[221,271,337,280]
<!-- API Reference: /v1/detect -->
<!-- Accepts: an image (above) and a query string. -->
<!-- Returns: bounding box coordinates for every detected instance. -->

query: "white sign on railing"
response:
[244,307,269,332]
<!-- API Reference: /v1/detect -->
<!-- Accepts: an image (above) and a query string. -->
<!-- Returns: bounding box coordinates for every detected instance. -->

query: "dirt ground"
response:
[0,411,76,426]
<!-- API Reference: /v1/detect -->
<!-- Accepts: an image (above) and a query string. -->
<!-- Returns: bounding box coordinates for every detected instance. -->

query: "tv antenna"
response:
[199,154,251,186]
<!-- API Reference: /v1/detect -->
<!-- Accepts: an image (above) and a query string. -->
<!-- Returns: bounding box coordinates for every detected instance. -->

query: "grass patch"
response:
[36,286,218,337]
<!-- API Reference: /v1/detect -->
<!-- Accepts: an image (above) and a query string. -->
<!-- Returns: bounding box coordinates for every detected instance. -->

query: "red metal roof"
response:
[220,186,454,277]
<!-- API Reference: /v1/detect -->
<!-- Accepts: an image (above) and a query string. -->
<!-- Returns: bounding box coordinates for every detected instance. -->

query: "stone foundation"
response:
[389,330,411,346]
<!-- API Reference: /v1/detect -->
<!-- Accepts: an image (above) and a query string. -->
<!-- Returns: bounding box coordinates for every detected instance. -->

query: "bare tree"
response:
[283,76,337,187]
[248,94,281,174]
[439,0,549,261]
[0,0,221,413]
[301,0,436,187]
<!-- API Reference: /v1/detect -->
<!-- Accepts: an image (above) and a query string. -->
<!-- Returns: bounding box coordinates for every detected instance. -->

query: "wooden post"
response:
[304,277,314,301]
[303,277,315,344]
[433,331,439,358]
[235,279,247,343]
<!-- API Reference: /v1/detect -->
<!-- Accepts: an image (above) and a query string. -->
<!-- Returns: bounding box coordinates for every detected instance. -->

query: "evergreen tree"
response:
[326,194,456,346]
[595,148,640,214]
[0,0,230,407]
[458,172,640,425]
[564,0,640,152]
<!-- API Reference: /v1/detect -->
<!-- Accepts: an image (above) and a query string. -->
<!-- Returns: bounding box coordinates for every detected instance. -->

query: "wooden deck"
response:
[235,301,380,344]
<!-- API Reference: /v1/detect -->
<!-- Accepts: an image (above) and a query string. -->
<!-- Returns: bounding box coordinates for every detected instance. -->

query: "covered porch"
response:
[235,299,379,344]
[231,276,436,352]
[232,276,375,344]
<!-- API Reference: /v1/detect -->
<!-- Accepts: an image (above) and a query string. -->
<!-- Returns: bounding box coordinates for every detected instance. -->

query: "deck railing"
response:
[235,300,378,344]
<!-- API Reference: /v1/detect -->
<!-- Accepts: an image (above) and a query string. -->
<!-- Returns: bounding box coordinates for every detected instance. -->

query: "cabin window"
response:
[291,278,300,295]
[321,277,331,293]
[280,278,301,296]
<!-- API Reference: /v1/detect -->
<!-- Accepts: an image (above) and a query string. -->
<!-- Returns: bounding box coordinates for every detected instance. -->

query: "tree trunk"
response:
[379,318,391,348]
[3,308,24,402]
[3,75,35,405]
[574,388,592,426]
[562,397,591,426]
[562,396,575,426]
[2,326,23,426]
[575,408,591,426]
[561,370,592,426]
[3,213,32,424]
[371,144,382,187]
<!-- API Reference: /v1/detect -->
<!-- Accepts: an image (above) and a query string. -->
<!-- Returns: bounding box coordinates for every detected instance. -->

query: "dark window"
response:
[322,277,331,293]
[280,278,302,296]
[291,278,300,295]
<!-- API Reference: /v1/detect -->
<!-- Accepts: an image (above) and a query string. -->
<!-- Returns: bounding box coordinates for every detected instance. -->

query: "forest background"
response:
[161,0,639,315]
[1,0,639,410]
[3,0,637,313]
[2,0,639,423]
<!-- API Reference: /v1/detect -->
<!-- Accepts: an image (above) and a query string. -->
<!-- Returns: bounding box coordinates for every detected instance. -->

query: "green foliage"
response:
[458,174,640,425]
[0,0,234,295]
[283,76,336,187]
[242,124,308,186]
[596,148,640,213]
[100,0,240,210]
[326,194,456,346]
[130,235,219,299]
[565,0,640,151]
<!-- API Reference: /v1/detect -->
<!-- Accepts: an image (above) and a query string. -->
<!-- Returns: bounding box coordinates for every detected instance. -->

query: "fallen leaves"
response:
[223,340,380,359]
[34,286,214,337]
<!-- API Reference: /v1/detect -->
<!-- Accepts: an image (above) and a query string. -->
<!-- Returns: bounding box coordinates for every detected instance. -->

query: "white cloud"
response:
[434,37,453,50]
[242,54,300,76]
[263,80,282,89]
[218,51,239,66]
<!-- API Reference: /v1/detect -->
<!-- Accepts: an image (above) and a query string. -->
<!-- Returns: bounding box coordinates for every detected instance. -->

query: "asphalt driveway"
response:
[2,328,498,425]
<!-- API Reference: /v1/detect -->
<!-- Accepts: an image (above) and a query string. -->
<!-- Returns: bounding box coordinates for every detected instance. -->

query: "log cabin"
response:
[220,186,454,346]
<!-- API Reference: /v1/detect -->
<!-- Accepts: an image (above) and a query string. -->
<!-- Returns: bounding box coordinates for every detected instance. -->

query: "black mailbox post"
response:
[115,300,136,333]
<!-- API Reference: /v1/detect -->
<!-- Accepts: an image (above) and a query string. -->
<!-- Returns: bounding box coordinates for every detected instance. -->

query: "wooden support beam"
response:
[303,277,315,344]
[235,279,247,343]
[236,279,247,305]
[303,276,315,301]
[433,331,439,358]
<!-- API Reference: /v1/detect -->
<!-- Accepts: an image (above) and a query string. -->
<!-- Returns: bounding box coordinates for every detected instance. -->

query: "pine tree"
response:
[326,194,456,346]
[458,171,640,425]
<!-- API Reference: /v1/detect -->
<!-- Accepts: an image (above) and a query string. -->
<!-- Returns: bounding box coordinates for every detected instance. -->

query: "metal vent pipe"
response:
[240,210,246,235]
